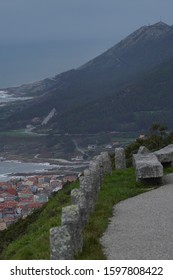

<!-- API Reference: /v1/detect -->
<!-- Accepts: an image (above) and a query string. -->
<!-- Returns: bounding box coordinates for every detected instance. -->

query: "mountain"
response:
[55,58,173,133]
[2,21,173,132]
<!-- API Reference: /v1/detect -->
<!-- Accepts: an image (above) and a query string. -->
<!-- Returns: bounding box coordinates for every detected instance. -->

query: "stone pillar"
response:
[94,155,104,183]
[50,151,115,260]
[100,152,112,174]
[50,225,73,260]
[115,148,126,170]
[83,168,94,186]
[138,146,150,154]
[61,205,83,254]
[79,176,95,212]
[71,188,89,226]
[89,160,102,190]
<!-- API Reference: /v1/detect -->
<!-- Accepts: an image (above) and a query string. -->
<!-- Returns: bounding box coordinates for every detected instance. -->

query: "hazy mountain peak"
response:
[117,21,172,48]
[152,21,171,28]
[79,22,173,70]
[145,21,172,36]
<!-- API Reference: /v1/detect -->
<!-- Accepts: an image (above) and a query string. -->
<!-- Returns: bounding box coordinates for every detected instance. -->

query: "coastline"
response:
[0,156,89,182]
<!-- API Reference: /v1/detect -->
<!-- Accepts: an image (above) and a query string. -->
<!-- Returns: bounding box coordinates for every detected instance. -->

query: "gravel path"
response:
[100,174,173,259]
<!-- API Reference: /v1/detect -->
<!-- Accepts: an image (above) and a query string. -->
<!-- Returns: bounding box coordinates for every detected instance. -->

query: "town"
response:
[0,173,77,231]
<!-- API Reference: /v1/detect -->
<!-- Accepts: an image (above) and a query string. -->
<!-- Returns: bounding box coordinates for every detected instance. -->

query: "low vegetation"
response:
[0,181,79,260]
[1,125,173,260]
[76,168,151,259]
[0,168,150,260]
[125,123,173,166]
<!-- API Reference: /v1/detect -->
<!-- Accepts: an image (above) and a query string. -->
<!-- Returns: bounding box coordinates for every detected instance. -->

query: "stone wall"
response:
[50,151,113,260]
[49,144,173,259]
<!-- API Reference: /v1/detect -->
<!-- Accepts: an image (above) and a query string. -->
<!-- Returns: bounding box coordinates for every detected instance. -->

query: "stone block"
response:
[138,146,150,154]
[133,153,163,180]
[115,148,126,170]
[94,155,104,182]
[89,162,101,189]
[154,144,173,164]
[50,226,74,260]
[71,188,89,225]
[79,176,96,212]
[100,152,112,174]
[49,150,115,260]
[62,205,83,254]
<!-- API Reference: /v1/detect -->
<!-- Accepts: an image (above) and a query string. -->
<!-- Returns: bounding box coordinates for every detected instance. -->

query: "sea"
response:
[0,159,89,182]
[0,160,59,182]
[0,40,106,88]
[0,90,89,181]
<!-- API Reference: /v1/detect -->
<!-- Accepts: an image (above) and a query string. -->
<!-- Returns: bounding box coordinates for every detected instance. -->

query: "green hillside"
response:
[1,126,173,260]
[0,168,149,260]
[0,181,79,260]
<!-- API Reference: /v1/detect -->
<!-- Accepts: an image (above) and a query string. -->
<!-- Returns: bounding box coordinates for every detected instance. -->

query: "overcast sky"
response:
[0,0,173,87]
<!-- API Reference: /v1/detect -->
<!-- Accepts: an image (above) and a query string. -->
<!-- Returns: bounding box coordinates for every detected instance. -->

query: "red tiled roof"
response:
[0,192,9,197]
[0,182,12,187]
[6,189,17,195]
[0,191,15,198]
[3,217,16,221]
[18,189,32,193]
[19,198,33,203]
[0,201,18,209]
[17,204,28,209]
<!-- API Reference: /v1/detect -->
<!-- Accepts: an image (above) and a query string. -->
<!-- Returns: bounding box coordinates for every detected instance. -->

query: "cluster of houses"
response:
[0,174,77,231]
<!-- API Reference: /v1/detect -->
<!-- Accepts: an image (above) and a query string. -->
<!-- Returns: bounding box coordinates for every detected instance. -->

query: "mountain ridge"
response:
[5,21,173,96]
[1,21,173,133]
[79,21,173,70]
[54,57,173,133]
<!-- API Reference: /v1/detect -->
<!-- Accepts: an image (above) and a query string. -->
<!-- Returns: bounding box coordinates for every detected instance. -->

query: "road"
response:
[72,138,86,155]
[100,173,173,259]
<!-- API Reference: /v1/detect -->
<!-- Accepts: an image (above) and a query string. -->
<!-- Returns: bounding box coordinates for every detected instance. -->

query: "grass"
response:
[0,129,43,138]
[0,129,34,137]
[75,168,151,259]
[0,168,154,260]
[0,181,79,260]
[163,165,173,175]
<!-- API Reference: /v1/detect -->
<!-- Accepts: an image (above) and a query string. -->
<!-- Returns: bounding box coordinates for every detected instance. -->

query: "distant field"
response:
[0,129,40,138]
[111,136,136,146]
[74,132,137,148]
[0,130,137,161]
